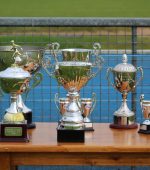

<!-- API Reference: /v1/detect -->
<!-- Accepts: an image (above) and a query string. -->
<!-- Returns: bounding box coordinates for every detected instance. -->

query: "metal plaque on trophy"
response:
[138,94,150,134]
[43,42,104,142]
[107,54,143,129]
[0,56,31,142]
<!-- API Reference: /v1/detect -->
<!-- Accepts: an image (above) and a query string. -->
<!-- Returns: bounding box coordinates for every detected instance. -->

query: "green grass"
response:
[0,35,149,49]
[0,0,149,17]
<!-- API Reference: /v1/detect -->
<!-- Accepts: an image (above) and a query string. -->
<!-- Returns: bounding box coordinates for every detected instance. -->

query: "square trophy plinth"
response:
[84,122,94,131]
[0,121,29,142]
[57,124,85,142]
[138,124,150,134]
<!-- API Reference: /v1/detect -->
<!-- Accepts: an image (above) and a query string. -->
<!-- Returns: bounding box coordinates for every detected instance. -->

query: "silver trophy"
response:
[107,54,143,129]
[43,42,103,142]
[0,41,43,129]
[0,56,31,142]
[138,94,150,134]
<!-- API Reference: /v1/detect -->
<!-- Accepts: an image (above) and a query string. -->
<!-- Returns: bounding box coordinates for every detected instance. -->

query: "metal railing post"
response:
[131,26,137,113]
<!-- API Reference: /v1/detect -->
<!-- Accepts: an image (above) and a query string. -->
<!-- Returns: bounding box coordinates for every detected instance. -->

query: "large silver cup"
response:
[138,94,150,134]
[107,54,143,129]
[43,42,103,130]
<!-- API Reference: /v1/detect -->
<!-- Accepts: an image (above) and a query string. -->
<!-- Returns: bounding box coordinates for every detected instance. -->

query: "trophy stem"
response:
[6,93,19,114]
[61,91,84,129]
[110,92,138,129]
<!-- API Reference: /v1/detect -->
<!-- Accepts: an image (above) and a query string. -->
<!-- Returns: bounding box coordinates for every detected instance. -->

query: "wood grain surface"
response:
[0,123,150,169]
[0,123,150,153]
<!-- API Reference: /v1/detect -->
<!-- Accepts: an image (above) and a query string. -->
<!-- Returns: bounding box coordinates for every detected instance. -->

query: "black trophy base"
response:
[138,124,150,134]
[57,125,85,142]
[0,122,29,142]
[84,122,94,131]
[110,123,138,129]
[23,111,36,129]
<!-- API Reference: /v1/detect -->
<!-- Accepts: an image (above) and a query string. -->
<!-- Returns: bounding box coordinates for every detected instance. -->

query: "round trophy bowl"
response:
[107,54,143,129]
[55,61,92,92]
[61,49,92,62]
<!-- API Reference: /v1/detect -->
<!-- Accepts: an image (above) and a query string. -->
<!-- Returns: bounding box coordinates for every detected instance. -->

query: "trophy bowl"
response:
[43,42,104,142]
[107,54,143,129]
[0,41,43,129]
[138,94,150,134]
[0,59,31,142]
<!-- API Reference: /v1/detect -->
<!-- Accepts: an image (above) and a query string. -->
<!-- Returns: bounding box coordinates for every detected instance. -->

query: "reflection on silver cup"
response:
[81,98,92,122]
[138,94,150,134]
[59,98,70,116]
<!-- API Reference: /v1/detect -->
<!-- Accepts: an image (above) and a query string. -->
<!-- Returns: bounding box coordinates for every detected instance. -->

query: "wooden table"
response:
[1,123,150,170]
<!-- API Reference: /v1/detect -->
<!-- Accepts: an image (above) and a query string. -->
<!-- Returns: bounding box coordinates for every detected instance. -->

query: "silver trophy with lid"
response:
[43,42,103,142]
[0,56,31,142]
[138,94,150,134]
[107,54,143,129]
[0,41,43,129]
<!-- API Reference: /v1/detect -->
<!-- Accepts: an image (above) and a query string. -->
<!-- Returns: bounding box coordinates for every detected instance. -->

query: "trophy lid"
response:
[0,66,31,79]
[113,54,137,72]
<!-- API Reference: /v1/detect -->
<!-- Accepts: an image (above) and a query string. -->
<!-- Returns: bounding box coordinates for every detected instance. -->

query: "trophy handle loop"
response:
[46,42,60,63]
[140,94,144,109]
[106,67,116,89]
[25,72,43,100]
[90,92,97,114]
[54,93,60,112]
[89,43,104,79]
[135,66,144,87]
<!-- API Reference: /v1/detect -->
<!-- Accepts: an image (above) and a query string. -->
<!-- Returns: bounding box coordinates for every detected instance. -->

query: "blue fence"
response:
[0,17,150,170]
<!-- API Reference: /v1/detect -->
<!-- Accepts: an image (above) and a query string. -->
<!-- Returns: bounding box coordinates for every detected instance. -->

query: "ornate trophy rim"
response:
[61,48,93,52]
[57,61,92,67]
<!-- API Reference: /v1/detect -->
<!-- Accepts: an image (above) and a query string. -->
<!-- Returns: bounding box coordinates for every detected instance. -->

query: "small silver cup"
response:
[138,94,150,134]
[81,93,96,123]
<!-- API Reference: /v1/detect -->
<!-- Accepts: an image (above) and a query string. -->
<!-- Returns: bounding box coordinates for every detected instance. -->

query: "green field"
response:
[0,0,150,17]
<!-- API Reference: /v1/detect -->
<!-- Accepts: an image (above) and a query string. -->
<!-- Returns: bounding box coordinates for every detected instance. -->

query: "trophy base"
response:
[27,123,36,129]
[23,111,36,129]
[0,122,29,142]
[110,123,138,129]
[57,125,85,142]
[84,122,94,131]
[138,124,150,134]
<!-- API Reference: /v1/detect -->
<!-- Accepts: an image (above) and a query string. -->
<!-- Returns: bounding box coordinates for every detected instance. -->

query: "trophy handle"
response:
[135,66,144,87]
[43,42,60,78]
[90,92,97,114]
[46,42,60,63]
[25,72,43,99]
[89,43,104,79]
[106,67,116,89]
[140,94,144,109]
[55,93,60,112]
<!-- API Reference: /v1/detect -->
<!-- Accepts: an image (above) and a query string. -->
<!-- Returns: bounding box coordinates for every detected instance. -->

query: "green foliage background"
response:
[0,0,149,17]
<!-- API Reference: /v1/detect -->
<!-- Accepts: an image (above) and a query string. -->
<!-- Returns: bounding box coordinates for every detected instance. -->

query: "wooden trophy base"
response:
[57,124,85,143]
[110,123,138,129]
[138,124,150,134]
[84,122,94,131]
[0,122,29,142]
